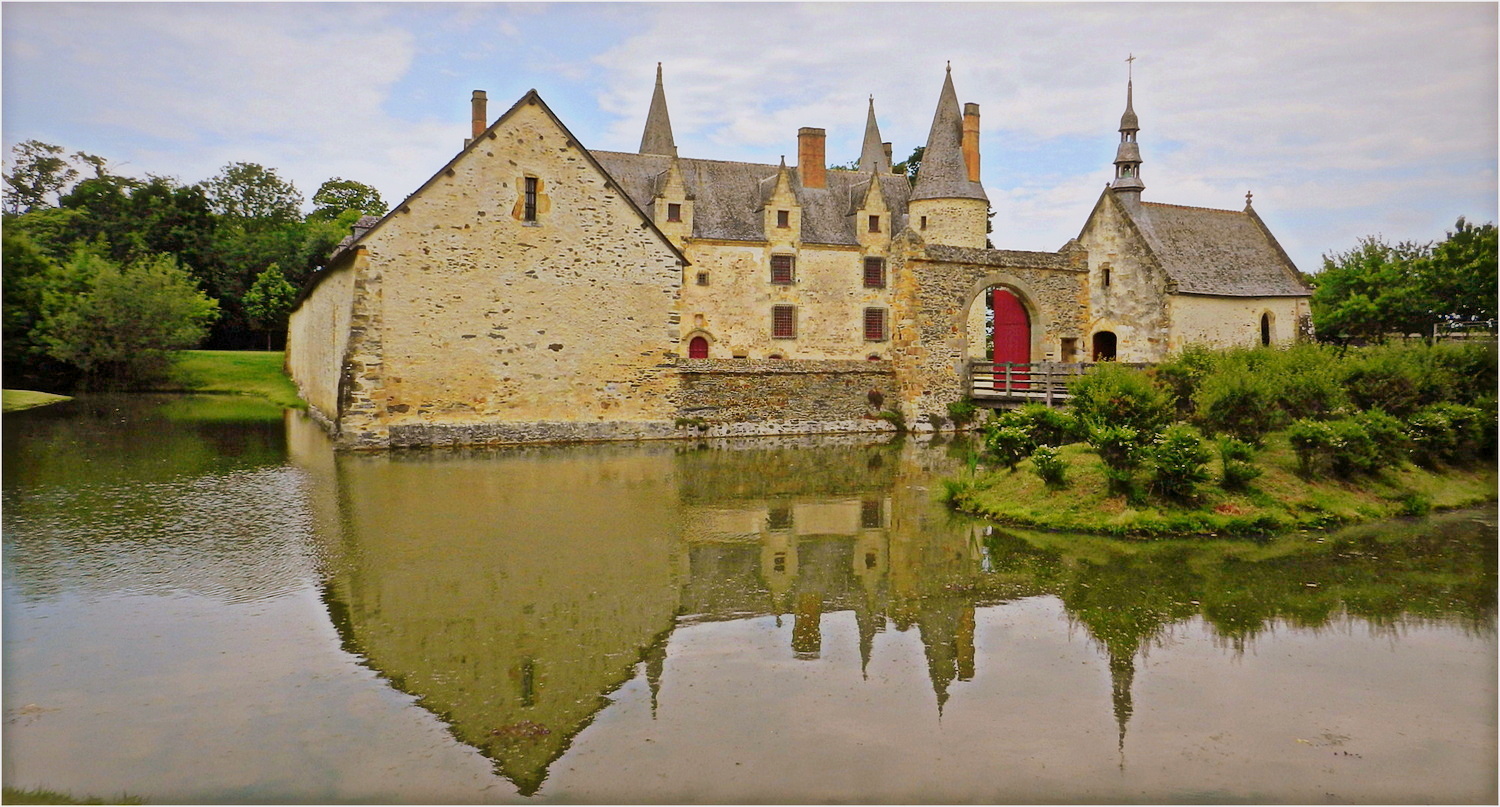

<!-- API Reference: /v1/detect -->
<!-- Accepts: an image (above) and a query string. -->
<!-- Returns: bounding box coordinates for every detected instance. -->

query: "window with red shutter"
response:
[771,255,795,284]
[864,308,886,341]
[863,257,885,288]
[772,305,797,339]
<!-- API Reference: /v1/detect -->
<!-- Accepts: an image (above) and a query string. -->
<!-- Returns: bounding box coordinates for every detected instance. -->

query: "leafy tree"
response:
[310,177,387,221]
[1420,217,1498,325]
[37,250,219,387]
[242,263,299,349]
[201,161,303,224]
[3,140,79,213]
[893,145,924,184]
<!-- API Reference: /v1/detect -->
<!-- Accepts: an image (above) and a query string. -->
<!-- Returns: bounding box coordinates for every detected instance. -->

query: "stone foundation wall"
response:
[676,359,896,427]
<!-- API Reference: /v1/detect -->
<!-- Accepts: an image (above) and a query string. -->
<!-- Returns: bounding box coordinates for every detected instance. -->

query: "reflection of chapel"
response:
[287,63,1312,447]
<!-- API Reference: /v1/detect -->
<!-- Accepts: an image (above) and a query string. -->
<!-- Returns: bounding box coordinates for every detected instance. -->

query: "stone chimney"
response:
[883,142,893,167]
[962,103,980,183]
[471,90,488,140]
[798,127,826,189]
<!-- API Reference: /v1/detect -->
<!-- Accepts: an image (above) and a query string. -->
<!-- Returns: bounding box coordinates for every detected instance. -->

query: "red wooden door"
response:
[991,288,1030,389]
[689,336,709,358]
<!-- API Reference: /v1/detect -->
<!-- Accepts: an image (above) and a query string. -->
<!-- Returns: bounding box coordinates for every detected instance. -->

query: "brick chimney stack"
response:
[962,103,980,183]
[472,90,488,140]
[798,127,826,189]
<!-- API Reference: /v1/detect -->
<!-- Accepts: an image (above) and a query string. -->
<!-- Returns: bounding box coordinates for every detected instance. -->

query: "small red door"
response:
[688,336,709,359]
[991,288,1030,390]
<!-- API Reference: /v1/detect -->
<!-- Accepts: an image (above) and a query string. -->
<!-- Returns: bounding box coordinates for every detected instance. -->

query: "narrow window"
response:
[777,209,790,229]
[920,216,928,230]
[868,215,880,233]
[1261,313,1272,346]
[667,203,682,222]
[523,177,538,222]
[771,254,795,284]
[1103,266,1112,288]
[772,304,797,339]
[864,308,887,341]
[863,257,886,289]
[696,271,709,286]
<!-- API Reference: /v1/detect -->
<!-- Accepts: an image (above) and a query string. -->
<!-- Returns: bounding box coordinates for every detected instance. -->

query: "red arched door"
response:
[688,336,709,358]
[991,288,1030,389]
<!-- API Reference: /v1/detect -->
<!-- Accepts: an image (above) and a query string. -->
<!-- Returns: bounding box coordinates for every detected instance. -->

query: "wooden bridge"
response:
[966,361,1147,407]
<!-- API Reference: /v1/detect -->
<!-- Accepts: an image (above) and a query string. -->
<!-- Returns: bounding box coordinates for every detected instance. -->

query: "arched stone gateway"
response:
[887,236,1090,429]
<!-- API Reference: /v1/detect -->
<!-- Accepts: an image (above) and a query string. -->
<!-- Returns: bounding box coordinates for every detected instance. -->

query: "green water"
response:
[3,396,1495,803]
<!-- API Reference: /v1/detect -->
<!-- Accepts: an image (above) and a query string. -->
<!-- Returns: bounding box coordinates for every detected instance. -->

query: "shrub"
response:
[1150,424,1211,502]
[1068,362,1174,435]
[1287,418,1336,476]
[1102,466,1144,504]
[946,398,979,428]
[996,403,1081,447]
[1088,423,1146,470]
[1151,344,1217,419]
[1405,407,1455,466]
[1426,402,1485,462]
[1352,408,1408,467]
[877,409,907,433]
[1193,368,1279,445]
[1216,436,1262,489]
[1326,418,1382,477]
[1030,446,1068,489]
[1431,342,1498,405]
[983,424,1035,470]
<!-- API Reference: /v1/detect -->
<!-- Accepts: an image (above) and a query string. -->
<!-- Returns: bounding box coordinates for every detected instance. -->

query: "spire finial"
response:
[946,60,951,73]
[1245,190,1254,207]
[1126,53,1135,81]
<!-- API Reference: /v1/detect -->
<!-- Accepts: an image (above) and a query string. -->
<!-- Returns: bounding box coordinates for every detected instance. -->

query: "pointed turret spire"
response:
[910,65,987,202]
[639,62,677,157]
[1111,60,1145,201]
[859,96,891,174]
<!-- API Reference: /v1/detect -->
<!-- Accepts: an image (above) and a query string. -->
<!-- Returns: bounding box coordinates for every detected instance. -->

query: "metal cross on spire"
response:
[1126,53,1136,80]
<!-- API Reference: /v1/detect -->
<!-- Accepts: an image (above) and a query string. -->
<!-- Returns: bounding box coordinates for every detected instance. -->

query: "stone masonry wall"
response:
[906,197,989,249]
[888,234,1090,428]
[1077,194,1172,362]
[676,359,897,437]
[336,98,684,448]
[287,258,356,421]
[1168,294,1311,351]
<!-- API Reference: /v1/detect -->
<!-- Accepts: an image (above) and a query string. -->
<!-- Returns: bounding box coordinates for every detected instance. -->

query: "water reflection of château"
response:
[288,415,1495,797]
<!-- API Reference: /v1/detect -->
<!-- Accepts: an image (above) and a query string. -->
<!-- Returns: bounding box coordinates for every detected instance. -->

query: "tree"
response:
[310,178,387,221]
[1419,217,1498,326]
[201,161,303,224]
[3,140,79,213]
[242,263,299,349]
[37,250,219,387]
[893,145,924,184]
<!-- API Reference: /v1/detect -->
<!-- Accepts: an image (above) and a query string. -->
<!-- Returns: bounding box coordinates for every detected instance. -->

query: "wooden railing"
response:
[967,361,1148,406]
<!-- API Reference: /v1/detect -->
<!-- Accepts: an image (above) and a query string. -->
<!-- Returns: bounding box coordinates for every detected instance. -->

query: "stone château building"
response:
[287,64,1312,448]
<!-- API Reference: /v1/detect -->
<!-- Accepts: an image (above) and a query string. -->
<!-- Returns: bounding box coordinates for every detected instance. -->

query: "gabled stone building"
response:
[287,65,1311,448]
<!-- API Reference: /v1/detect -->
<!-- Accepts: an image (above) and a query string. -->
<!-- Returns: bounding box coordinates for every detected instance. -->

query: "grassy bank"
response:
[2,787,143,805]
[2,390,73,412]
[156,350,304,409]
[946,430,1497,537]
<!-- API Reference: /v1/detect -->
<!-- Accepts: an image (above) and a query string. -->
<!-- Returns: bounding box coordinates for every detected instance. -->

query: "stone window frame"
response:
[863,257,886,289]
[864,307,888,342]
[523,176,539,224]
[772,304,797,339]
[776,209,791,229]
[770,254,796,285]
[667,203,682,222]
[868,214,881,233]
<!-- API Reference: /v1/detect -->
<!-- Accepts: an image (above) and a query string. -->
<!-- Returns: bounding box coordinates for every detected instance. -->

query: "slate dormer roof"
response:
[592,151,912,245]
[1121,198,1310,297]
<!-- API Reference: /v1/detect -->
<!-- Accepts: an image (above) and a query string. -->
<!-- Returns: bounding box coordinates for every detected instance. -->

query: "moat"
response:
[3,395,1495,804]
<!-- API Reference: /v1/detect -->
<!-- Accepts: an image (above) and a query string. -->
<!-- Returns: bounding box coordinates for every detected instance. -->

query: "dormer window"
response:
[868,215,880,233]
[667,203,682,222]
[777,210,790,229]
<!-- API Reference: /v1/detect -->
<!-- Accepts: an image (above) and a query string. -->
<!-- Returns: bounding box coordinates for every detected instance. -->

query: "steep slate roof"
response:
[910,67,987,203]
[593,150,912,245]
[1124,199,1310,297]
[639,63,677,157]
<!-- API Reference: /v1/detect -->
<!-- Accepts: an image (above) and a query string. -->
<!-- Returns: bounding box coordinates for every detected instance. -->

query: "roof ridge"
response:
[1141,200,1244,215]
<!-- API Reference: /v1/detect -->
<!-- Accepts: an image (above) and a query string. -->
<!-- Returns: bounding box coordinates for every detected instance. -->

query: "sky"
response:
[3,2,1496,274]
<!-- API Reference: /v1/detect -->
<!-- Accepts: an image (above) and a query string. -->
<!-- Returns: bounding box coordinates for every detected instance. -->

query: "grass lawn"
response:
[946,431,1497,537]
[2,389,73,413]
[158,350,305,410]
[2,787,143,805]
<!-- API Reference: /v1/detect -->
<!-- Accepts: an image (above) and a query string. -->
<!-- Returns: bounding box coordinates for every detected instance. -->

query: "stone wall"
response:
[888,234,1090,427]
[1168,294,1312,351]
[1077,193,1172,362]
[676,359,897,437]
[286,258,356,420]
[906,197,989,249]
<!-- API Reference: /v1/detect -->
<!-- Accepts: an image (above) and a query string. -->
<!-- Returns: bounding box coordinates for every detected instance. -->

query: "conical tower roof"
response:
[859,96,891,174]
[910,65,987,202]
[639,63,677,157]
